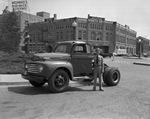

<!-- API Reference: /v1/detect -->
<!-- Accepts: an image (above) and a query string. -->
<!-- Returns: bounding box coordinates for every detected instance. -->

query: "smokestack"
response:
[54,14,57,20]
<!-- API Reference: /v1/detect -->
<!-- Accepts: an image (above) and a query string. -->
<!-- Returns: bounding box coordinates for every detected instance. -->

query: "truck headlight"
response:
[25,64,28,69]
[38,65,43,72]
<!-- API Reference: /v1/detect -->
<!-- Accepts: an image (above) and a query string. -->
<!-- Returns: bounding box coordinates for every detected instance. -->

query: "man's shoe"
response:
[99,88,104,91]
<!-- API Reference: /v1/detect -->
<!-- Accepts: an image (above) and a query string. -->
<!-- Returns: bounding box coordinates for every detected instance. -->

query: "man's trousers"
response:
[93,66,102,89]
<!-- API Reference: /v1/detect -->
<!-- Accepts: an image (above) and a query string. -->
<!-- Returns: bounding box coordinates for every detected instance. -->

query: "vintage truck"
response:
[22,41,120,93]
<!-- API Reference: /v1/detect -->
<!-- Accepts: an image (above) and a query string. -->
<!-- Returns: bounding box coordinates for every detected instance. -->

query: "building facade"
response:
[25,14,137,54]
[17,11,49,33]
[136,36,150,55]
[115,23,137,55]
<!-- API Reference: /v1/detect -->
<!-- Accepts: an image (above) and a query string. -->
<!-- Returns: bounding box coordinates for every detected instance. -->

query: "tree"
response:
[0,11,20,53]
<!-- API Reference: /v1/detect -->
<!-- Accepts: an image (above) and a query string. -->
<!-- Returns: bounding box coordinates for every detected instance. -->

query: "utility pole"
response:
[138,39,141,59]
[86,14,90,42]
[72,21,77,40]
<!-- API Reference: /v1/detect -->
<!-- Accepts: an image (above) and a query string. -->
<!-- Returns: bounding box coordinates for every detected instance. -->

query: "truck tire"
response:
[85,64,108,82]
[29,80,46,87]
[48,69,69,93]
[103,67,120,86]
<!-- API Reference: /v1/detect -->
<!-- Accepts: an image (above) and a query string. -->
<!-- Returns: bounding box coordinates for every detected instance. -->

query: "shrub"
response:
[0,51,32,74]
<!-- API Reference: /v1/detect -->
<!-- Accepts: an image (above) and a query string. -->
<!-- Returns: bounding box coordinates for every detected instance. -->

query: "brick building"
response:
[25,14,137,54]
[136,36,150,55]
[16,11,49,33]
[115,23,137,55]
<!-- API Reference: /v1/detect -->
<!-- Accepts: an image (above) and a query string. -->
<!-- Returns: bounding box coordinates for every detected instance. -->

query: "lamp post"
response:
[25,34,30,54]
[86,14,90,41]
[72,21,77,40]
[138,39,141,59]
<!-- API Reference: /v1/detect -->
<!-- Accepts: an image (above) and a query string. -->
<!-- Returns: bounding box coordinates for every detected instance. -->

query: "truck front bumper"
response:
[21,74,46,83]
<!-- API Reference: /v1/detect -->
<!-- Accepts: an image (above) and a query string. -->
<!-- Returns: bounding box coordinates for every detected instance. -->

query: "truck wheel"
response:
[48,69,69,93]
[29,81,46,87]
[103,67,120,86]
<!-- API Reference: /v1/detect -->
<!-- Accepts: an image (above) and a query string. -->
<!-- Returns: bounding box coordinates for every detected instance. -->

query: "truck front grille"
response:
[27,64,39,73]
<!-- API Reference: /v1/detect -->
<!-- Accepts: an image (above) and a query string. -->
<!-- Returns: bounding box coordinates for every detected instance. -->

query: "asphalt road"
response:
[0,57,150,119]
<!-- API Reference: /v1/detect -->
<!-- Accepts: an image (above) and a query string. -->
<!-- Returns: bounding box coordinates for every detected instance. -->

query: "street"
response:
[0,57,150,119]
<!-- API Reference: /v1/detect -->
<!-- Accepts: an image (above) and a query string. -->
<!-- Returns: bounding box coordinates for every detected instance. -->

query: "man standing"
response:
[93,48,104,91]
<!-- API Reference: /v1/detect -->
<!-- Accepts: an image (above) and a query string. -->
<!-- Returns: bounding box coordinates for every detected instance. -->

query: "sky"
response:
[0,0,150,40]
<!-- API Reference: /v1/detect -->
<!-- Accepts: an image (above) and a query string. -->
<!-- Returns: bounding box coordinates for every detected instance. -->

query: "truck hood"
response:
[32,52,71,61]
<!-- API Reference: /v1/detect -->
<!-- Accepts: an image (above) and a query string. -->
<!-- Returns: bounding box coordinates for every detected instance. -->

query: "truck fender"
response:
[46,61,73,80]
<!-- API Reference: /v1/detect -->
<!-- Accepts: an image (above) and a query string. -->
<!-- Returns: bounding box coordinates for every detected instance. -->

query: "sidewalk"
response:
[123,56,150,66]
[133,58,150,66]
[0,74,83,86]
[0,74,29,85]
[133,61,150,66]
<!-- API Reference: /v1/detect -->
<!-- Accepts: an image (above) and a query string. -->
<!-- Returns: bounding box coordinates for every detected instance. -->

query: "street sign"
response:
[12,0,27,11]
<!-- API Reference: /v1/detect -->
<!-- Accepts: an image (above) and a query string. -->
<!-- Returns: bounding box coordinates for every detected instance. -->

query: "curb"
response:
[0,79,89,86]
[0,81,29,86]
[0,74,29,86]
[133,62,150,66]
[0,81,87,86]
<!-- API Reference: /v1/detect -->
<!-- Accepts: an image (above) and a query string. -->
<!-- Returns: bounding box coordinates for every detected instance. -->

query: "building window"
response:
[56,32,59,40]
[61,31,63,40]
[66,31,69,40]
[97,32,102,41]
[110,33,113,40]
[78,31,82,40]
[116,35,120,42]
[91,32,96,40]
[32,34,36,42]
[105,25,108,30]
[78,23,81,28]
[90,24,95,29]
[83,31,86,40]
[110,26,113,31]
[106,33,109,41]
[37,33,42,41]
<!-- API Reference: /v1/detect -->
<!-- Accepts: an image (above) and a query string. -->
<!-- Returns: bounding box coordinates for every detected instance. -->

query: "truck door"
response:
[71,44,93,76]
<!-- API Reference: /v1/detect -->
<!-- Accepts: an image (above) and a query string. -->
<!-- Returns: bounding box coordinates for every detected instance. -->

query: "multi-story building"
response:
[25,14,137,54]
[16,11,50,33]
[115,23,137,55]
[136,36,150,55]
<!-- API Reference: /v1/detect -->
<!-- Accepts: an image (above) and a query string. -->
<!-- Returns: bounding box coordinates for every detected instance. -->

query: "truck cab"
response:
[54,41,93,77]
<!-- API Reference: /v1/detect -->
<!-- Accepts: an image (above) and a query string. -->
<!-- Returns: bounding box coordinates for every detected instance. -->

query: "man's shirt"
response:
[94,54,103,67]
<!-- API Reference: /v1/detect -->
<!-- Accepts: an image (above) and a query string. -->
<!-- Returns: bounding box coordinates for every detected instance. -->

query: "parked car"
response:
[143,53,148,58]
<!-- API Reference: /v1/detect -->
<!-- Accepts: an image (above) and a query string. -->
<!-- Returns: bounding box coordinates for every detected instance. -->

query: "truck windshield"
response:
[54,44,71,54]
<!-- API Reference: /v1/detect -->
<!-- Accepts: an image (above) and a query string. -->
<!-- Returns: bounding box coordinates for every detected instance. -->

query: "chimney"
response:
[54,14,57,20]
[88,14,90,19]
